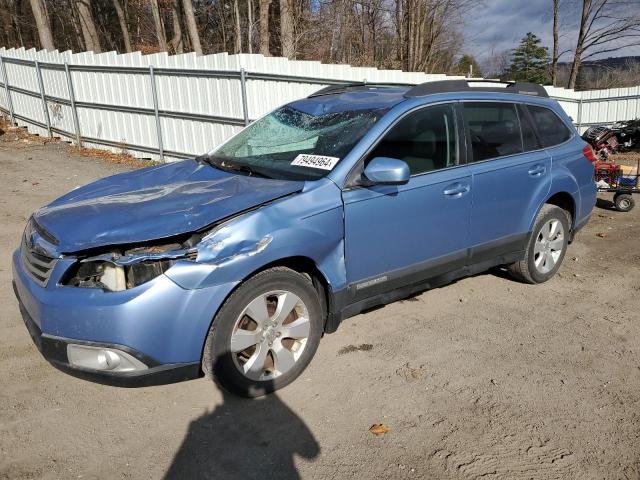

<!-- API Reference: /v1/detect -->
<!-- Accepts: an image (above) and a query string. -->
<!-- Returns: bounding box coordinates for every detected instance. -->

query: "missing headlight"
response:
[125,260,173,289]
[64,259,174,291]
[65,261,119,290]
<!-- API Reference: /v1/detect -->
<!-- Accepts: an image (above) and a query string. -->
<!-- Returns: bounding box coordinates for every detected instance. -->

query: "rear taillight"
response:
[583,144,596,162]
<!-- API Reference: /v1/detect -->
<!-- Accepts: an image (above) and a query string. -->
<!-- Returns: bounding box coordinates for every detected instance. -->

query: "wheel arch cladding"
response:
[545,191,576,226]
[527,172,579,232]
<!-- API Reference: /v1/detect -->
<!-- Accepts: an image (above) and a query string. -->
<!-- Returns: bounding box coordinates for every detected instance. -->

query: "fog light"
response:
[67,344,148,372]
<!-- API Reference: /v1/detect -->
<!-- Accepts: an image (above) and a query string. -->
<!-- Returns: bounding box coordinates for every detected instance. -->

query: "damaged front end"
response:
[63,241,197,292]
[60,211,273,292]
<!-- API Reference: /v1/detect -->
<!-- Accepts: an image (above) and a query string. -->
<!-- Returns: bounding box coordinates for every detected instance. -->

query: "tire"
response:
[202,267,323,397]
[507,204,570,284]
[613,193,635,212]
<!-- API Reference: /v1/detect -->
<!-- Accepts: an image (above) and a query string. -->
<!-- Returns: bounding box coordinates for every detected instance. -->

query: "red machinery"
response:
[585,144,639,212]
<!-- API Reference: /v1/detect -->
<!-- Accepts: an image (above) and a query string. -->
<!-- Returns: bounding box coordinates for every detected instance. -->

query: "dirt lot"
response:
[1,130,640,480]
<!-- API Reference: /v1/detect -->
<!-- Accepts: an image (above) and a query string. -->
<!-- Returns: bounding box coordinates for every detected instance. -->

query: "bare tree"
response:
[112,0,132,52]
[402,0,469,72]
[28,0,54,50]
[259,0,271,55]
[169,0,184,53]
[182,0,202,54]
[247,0,253,54]
[75,0,102,53]
[280,0,295,58]
[568,0,640,89]
[233,0,242,52]
[551,0,560,85]
[150,0,168,51]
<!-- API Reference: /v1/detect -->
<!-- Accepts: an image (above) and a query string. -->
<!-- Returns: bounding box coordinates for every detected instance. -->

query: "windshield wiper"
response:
[196,154,272,179]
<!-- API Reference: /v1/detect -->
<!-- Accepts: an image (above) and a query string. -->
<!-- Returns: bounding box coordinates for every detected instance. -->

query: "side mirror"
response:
[363,157,410,186]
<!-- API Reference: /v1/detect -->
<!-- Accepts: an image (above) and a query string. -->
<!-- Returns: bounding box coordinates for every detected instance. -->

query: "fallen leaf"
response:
[596,232,607,238]
[369,424,390,436]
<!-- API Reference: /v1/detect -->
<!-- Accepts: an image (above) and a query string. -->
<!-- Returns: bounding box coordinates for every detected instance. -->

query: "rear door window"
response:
[527,105,572,147]
[463,103,523,161]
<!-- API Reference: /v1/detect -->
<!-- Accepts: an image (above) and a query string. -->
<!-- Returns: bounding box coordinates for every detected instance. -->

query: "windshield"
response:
[208,105,388,180]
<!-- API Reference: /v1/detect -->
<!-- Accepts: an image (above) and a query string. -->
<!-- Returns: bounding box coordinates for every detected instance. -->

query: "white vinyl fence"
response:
[0,47,639,162]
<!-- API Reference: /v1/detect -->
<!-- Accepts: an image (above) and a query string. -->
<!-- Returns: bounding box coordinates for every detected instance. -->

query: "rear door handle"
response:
[443,183,470,197]
[528,165,546,177]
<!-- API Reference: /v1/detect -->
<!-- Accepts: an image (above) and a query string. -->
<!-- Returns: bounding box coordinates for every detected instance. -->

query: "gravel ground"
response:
[1,132,640,480]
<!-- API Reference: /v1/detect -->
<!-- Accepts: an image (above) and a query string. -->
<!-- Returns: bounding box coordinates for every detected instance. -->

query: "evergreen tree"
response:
[507,33,550,84]
[453,54,483,78]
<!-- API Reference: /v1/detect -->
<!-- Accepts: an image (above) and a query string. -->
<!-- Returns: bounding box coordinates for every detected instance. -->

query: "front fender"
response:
[165,179,346,294]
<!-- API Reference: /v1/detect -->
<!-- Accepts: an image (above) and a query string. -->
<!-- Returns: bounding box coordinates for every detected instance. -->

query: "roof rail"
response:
[404,79,549,98]
[308,82,415,98]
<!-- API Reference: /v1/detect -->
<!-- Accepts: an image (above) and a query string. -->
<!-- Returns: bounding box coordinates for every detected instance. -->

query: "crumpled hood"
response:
[33,159,304,253]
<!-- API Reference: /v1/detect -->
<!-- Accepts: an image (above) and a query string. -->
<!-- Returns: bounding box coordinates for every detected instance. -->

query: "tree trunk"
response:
[150,0,168,52]
[169,0,184,53]
[76,0,102,53]
[568,0,590,89]
[279,0,294,58]
[70,2,85,50]
[247,0,253,54]
[10,0,25,47]
[233,0,242,53]
[112,0,132,52]
[28,0,55,50]
[218,0,228,51]
[551,0,559,86]
[182,0,202,54]
[395,0,403,65]
[259,0,271,55]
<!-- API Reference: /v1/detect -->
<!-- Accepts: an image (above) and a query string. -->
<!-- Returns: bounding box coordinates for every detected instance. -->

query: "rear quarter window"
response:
[527,105,572,148]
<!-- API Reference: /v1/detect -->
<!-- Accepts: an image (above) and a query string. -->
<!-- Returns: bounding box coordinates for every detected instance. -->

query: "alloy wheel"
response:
[230,290,310,381]
[533,218,565,274]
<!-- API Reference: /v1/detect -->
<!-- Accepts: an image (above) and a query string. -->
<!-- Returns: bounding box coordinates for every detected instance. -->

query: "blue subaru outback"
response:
[12,80,596,396]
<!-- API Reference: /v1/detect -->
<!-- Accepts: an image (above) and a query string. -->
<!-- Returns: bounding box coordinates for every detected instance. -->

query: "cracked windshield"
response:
[210,105,388,180]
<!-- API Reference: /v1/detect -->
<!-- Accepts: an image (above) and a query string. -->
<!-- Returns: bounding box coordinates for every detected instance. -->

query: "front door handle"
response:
[443,183,470,197]
[528,165,546,177]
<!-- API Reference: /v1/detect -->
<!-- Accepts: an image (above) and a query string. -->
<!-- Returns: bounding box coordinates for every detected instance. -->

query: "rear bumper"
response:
[14,282,201,387]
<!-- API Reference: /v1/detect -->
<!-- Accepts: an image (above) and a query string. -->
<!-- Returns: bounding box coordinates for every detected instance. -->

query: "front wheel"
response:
[614,193,635,212]
[507,204,570,284]
[202,267,323,397]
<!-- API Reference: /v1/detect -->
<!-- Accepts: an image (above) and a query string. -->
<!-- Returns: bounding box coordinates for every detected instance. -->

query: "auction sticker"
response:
[291,154,340,170]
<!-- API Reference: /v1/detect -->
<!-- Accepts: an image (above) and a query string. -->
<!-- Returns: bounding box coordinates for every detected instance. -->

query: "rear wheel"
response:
[613,193,635,212]
[202,267,323,397]
[507,204,570,284]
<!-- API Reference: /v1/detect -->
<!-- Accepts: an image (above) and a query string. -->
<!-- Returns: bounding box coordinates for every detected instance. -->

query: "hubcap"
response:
[534,218,565,274]
[230,290,310,381]
[619,198,630,209]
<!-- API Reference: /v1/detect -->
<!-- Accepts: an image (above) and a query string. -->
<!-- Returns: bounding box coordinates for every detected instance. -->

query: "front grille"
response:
[21,222,58,287]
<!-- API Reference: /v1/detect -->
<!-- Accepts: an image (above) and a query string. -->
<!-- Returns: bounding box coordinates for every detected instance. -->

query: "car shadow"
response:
[596,197,616,211]
[164,360,320,480]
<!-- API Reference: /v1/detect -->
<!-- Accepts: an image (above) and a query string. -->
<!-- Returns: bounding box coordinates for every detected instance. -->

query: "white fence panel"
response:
[1,46,640,161]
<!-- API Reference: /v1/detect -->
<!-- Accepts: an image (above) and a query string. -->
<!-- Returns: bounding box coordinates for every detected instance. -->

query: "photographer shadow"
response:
[165,369,319,480]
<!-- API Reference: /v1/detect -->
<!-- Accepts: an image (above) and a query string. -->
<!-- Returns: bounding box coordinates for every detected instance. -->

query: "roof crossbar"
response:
[404,79,549,98]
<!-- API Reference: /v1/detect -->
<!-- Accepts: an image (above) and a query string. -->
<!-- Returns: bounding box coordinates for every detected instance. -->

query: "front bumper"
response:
[14,281,201,387]
[12,247,238,387]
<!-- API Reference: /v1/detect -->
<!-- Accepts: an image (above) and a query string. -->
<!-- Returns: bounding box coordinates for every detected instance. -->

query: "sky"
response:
[463,0,640,66]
